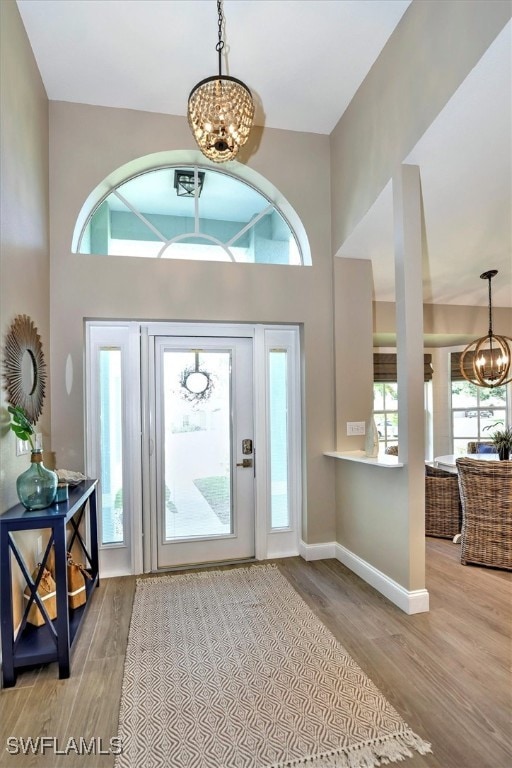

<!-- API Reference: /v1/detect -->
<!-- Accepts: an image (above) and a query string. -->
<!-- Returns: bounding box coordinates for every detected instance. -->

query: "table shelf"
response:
[0,480,99,687]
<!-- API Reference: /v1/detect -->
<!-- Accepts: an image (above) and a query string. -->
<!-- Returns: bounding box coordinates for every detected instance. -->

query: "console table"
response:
[0,479,98,688]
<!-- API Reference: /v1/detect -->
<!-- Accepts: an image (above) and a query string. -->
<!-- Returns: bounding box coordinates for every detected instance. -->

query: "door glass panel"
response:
[99,349,124,544]
[269,350,289,528]
[162,349,232,541]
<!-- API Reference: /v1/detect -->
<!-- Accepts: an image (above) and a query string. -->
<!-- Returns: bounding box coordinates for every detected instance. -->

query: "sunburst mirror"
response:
[3,314,47,423]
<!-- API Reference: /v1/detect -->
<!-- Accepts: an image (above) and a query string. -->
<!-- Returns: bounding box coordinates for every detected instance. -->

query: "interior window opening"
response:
[76,165,304,266]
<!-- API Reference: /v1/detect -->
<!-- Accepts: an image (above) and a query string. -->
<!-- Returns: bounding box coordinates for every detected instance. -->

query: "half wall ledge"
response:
[324,450,404,468]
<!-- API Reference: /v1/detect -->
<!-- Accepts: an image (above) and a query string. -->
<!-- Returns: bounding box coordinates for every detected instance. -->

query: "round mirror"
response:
[3,315,47,423]
[21,349,37,395]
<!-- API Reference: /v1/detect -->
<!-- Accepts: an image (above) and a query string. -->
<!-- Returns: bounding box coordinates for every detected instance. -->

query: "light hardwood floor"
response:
[1,539,510,768]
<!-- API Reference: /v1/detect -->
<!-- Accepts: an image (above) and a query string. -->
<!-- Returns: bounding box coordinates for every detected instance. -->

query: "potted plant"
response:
[8,405,57,509]
[490,425,512,461]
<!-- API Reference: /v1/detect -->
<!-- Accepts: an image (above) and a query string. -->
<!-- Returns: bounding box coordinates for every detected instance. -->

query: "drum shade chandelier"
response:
[460,270,512,388]
[187,0,254,163]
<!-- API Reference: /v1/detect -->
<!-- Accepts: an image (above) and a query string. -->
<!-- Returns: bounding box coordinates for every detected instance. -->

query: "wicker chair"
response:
[425,464,462,538]
[456,457,512,570]
[467,441,497,454]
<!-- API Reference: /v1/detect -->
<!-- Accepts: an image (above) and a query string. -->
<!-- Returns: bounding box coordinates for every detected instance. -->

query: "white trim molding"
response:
[334,543,429,615]
[299,540,336,561]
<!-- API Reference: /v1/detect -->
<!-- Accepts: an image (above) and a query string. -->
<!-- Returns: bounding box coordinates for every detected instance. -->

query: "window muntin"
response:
[451,376,507,455]
[373,382,399,452]
[77,166,303,265]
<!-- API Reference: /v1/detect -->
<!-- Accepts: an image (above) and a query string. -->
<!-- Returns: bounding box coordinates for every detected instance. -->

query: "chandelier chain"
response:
[487,274,494,337]
[216,0,225,75]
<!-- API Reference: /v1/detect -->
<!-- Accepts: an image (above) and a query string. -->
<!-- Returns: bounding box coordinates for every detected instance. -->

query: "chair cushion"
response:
[476,444,497,454]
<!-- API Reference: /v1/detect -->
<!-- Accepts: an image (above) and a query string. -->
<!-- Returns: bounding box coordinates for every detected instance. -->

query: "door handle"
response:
[236,458,253,468]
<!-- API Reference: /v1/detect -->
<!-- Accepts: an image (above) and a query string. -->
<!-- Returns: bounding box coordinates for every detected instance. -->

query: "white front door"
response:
[152,336,255,568]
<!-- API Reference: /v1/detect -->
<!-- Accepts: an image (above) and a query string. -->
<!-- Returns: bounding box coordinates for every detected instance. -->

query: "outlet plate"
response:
[16,439,30,457]
[347,421,365,436]
[16,433,42,455]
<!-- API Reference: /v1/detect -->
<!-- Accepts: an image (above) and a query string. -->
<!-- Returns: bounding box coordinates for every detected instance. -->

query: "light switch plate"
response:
[347,421,366,436]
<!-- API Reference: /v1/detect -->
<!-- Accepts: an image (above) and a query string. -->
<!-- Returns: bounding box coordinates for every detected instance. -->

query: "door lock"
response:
[236,458,253,468]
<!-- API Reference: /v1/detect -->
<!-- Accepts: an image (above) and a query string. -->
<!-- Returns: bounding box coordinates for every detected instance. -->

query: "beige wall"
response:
[48,102,336,546]
[330,0,511,254]
[375,301,512,343]
[333,258,374,451]
[0,0,50,626]
[0,2,51,513]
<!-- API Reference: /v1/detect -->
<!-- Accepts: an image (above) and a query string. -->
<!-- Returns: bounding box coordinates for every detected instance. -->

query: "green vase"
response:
[17,450,58,510]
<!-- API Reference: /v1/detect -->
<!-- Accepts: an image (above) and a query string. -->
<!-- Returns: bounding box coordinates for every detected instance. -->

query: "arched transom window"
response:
[76,165,305,265]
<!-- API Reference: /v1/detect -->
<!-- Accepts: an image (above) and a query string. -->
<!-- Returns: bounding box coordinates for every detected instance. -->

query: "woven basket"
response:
[23,567,57,627]
[46,545,91,608]
[456,457,512,570]
[67,554,92,609]
[425,465,462,538]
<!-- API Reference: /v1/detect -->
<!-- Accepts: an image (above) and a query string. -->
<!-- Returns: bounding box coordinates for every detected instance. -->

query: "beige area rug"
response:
[115,565,431,768]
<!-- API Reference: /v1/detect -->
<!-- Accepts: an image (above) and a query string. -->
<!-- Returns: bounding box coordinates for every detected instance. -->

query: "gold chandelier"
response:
[187,0,254,163]
[460,270,512,388]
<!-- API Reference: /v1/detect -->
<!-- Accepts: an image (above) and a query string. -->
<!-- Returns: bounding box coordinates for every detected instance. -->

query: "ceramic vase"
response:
[365,415,379,458]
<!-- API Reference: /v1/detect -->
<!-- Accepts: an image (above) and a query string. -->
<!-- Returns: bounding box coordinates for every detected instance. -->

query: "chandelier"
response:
[187,0,254,163]
[460,270,512,388]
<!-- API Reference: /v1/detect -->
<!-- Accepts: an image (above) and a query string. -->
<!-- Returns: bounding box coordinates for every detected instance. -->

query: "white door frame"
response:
[150,334,255,569]
[86,321,301,576]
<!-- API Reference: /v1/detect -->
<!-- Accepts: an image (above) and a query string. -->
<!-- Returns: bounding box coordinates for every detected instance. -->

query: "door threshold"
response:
[152,557,257,574]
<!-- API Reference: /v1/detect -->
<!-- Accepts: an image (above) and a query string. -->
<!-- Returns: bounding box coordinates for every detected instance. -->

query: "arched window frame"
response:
[72,152,311,266]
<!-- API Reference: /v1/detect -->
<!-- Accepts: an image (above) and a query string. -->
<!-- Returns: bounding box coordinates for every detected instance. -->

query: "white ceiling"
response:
[16,1,512,308]
[339,21,512,308]
[16,0,410,134]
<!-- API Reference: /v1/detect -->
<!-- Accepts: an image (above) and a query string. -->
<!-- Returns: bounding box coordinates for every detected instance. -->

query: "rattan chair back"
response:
[456,457,512,570]
[425,465,461,538]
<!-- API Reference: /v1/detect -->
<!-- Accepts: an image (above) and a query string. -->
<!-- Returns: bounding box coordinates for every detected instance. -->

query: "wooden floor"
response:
[1,539,510,767]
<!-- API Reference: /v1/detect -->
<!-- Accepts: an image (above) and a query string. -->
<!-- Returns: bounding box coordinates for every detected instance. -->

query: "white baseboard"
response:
[299,540,336,561]
[99,568,132,579]
[334,543,429,615]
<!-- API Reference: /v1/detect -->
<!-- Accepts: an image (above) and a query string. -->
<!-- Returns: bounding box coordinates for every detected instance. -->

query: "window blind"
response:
[373,353,433,382]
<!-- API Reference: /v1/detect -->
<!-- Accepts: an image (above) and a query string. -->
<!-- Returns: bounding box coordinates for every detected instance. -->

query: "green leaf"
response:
[11,425,30,441]
[8,405,35,449]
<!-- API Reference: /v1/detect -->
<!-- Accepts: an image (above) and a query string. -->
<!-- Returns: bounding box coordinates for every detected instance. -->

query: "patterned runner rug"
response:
[115,565,431,768]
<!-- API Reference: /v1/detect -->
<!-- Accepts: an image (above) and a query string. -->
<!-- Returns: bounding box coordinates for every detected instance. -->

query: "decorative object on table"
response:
[56,469,87,486]
[365,414,379,458]
[489,425,512,461]
[456,457,512,570]
[115,565,431,768]
[16,450,58,510]
[460,270,512,388]
[55,482,69,502]
[23,566,57,626]
[3,314,47,422]
[66,553,92,609]
[187,0,254,163]
[8,405,57,510]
